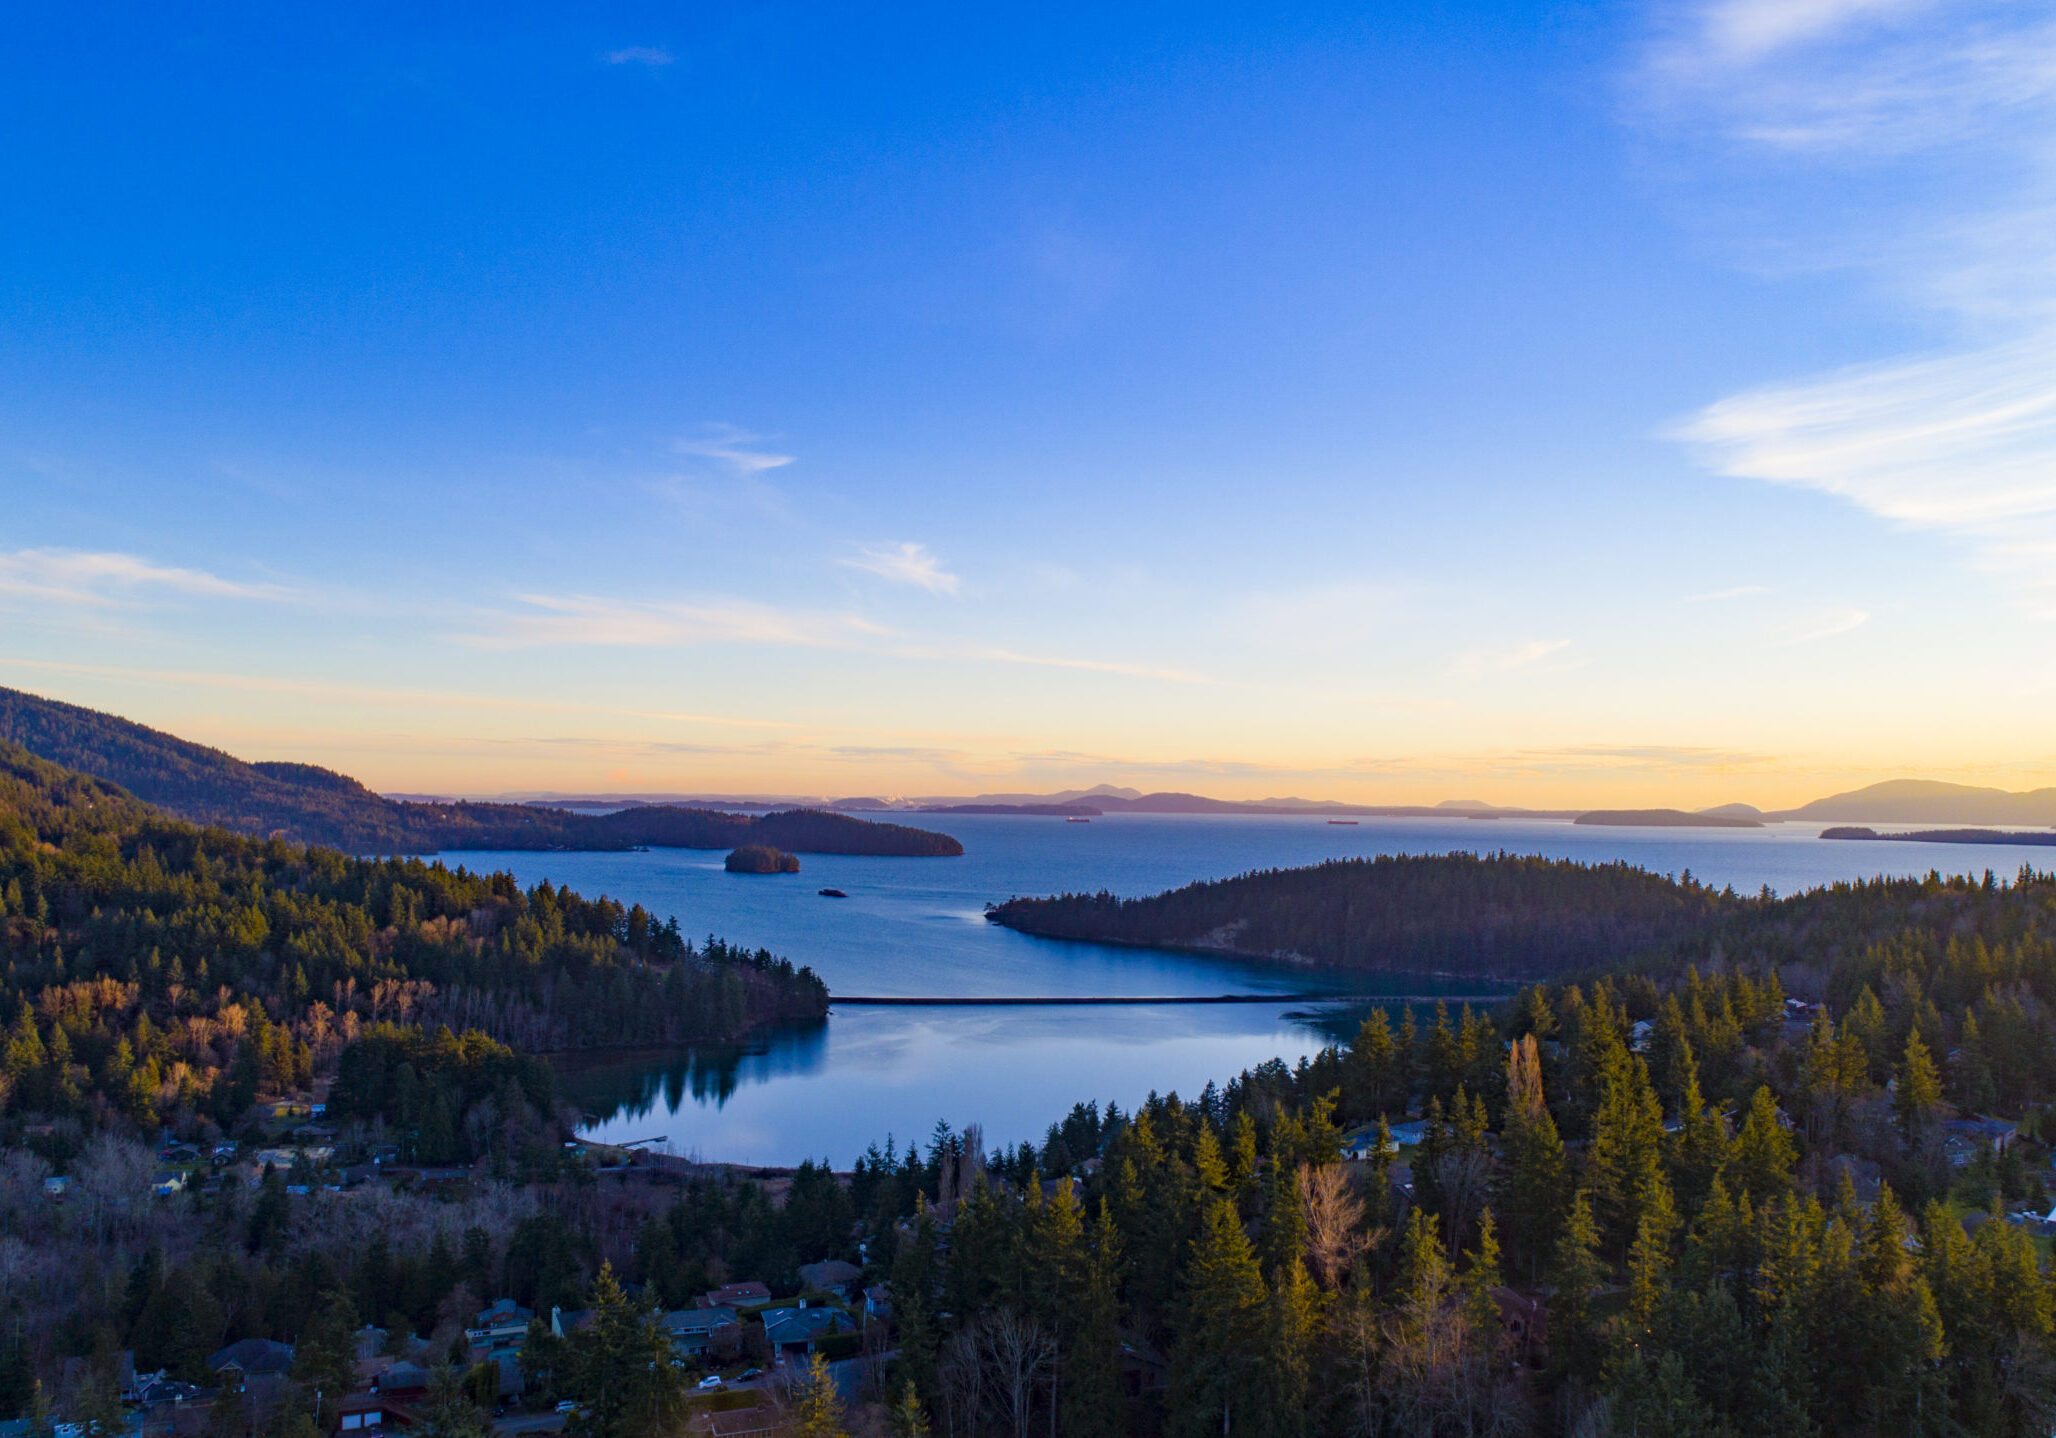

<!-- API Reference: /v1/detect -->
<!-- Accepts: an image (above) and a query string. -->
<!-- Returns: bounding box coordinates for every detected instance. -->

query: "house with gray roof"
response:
[659,1307,739,1358]
[758,1304,852,1361]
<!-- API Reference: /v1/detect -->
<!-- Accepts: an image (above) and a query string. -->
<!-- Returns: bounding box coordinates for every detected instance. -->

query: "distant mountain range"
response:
[0,688,961,857]
[365,778,2056,830]
[434,777,2056,829]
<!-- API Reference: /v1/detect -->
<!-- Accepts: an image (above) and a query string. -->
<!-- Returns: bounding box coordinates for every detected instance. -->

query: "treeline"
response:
[877,864,2056,1435]
[0,741,826,1139]
[0,686,961,856]
[987,852,1741,977]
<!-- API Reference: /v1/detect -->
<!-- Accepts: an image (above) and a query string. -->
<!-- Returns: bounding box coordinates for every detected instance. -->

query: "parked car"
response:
[555,1401,579,1413]
[737,1368,762,1381]
[696,1375,724,1391]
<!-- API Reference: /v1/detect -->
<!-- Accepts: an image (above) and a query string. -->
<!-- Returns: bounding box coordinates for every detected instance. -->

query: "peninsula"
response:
[0,687,963,858]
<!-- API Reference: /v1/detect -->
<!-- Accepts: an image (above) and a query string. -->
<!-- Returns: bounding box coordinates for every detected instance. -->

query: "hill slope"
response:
[1783,778,2056,825]
[0,687,961,856]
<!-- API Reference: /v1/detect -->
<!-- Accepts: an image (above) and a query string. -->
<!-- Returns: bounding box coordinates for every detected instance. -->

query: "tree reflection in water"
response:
[553,1018,831,1127]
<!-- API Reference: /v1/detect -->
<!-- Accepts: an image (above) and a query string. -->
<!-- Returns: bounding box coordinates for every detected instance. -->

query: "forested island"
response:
[1573,808,1763,828]
[986,852,1738,977]
[724,845,800,874]
[0,687,962,857]
[1823,825,2056,846]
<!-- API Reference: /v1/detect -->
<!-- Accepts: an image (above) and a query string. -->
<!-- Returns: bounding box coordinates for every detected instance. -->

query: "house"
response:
[43,1176,70,1199]
[1385,1120,1429,1148]
[658,1307,738,1358]
[795,1261,861,1300]
[700,1282,771,1310]
[1340,1129,1394,1161]
[549,1308,591,1340]
[466,1300,532,1357]
[1943,1116,2018,1167]
[152,1171,187,1198]
[1118,1332,1167,1397]
[208,1340,295,1379]
[1491,1288,1547,1366]
[338,1392,414,1432]
[757,1305,852,1360]
[1629,1020,1655,1053]
[860,1285,891,1322]
[371,1363,433,1401]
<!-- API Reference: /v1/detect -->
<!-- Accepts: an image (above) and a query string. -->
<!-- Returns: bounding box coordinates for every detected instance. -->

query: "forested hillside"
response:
[986,852,1742,977]
[877,863,2056,1435]
[0,687,960,856]
[0,740,826,1145]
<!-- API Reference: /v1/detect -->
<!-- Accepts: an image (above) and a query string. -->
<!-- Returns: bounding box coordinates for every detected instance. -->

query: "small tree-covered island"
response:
[9,740,2056,1435]
[724,846,801,875]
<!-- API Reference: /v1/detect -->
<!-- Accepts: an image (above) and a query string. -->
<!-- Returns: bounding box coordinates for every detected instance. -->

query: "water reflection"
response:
[559,1019,831,1126]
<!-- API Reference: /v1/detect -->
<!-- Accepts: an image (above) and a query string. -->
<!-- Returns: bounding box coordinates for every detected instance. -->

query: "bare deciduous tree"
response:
[1299,1163,1371,1290]
[978,1308,1054,1438]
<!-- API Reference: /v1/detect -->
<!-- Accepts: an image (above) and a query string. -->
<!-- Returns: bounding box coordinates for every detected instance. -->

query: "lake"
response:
[454,814,2055,1165]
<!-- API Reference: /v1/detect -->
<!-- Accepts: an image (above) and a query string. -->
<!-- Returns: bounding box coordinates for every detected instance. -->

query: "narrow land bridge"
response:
[829,993,1511,1006]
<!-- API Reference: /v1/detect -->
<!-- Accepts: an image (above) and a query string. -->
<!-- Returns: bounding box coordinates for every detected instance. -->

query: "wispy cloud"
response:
[1450,638,1570,680]
[1774,605,1872,644]
[460,594,884,650]
[843,542,960,595]
[1686,583,1771,602]
[673,425,794,476]
[891,644,1206,685]
[1528,743,1777,769]
[604,46,673,67]
[1653,0,2056,614]
[0,549,282,607]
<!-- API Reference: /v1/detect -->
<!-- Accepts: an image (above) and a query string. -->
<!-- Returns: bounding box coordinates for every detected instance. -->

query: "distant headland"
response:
[0,687,963,859]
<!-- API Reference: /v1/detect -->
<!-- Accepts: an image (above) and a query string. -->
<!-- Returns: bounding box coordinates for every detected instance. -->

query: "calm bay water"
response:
[453,814,2054,1165]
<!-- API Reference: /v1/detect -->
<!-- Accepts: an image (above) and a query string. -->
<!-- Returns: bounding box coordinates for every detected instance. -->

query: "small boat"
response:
[1328,819,1359,825]
[1066,816,1091,823]
[817,888,848,899]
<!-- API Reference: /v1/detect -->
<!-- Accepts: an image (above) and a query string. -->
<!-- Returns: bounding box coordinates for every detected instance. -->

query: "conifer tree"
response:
[1584,1055,1667,1253]
[1499,1045,1570,1281]
[1168,1199,1267,1437]
[1728,1085,1796,1201]
[1550,1191,1604,1379]
[785,1353,849,1438]
[1626,1178,1678,1331]
[1895,1031,1944,1145]
[889,1380,930,1438]
[1263,1258,1320,1438]
[1059,1204,1126,1438]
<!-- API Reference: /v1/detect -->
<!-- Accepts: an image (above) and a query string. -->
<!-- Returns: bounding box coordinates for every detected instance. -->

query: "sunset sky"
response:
[4,2,2054,806]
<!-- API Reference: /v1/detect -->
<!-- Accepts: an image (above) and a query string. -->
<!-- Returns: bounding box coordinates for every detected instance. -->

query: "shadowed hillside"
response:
[0,687,961,856]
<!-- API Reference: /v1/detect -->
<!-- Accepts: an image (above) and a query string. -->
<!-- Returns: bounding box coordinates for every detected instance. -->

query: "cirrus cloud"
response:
[843,541,961,595]
[0,549,283,607]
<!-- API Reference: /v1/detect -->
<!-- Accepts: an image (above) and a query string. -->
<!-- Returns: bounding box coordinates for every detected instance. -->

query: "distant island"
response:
[725,843,802,873]
[1573,808,1764,828]
[923,802,1104,816]
[0,686,963,858]
[1784,777,2056,826]
[1821,825,2056,846]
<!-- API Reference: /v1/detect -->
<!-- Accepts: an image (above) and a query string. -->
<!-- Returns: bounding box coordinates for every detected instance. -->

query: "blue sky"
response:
[3,1,2053,804]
